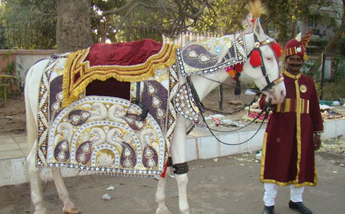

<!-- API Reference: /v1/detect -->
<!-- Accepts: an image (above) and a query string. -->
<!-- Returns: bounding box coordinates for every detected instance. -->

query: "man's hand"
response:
[314,133,322,151]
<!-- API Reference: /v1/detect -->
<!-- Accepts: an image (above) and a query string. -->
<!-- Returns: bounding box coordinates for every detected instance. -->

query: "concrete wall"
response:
[0,50,58,81]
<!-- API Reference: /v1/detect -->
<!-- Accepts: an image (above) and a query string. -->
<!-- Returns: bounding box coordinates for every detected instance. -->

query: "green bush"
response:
[0,51,22,102]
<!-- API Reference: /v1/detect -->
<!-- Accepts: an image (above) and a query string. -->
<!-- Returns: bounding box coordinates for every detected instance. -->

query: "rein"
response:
[187,76,271,146]
[195,75,259,116]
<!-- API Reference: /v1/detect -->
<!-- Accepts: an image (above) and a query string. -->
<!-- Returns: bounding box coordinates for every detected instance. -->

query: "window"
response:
[308,16,317,28]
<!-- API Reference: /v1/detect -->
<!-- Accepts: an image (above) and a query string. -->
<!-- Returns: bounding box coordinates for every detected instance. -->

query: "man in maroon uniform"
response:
[260,32,323,214]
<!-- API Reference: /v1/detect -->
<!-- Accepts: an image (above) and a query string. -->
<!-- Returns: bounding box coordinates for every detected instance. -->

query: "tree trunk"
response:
[323,0,345,55]
[56,0,93,53]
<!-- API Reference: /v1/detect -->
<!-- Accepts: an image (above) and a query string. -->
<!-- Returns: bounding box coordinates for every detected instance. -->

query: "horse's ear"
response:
[241,13,254,34]
[253,19,266,41]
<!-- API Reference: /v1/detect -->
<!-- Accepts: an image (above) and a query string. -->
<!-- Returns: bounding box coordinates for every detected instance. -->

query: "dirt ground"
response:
[0,95,26,134]
[0,140,344,214]
[0,85,345,214]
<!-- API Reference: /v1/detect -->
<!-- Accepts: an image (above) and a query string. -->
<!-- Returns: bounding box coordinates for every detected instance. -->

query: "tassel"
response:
[271,42,283,57]
[234,73,241,95]
[226,66,236,76]
[234,63,243,73]
[250,49,262,67]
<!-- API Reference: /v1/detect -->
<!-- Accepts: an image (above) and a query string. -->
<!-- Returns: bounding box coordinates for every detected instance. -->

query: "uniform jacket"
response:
[259,70,323,187]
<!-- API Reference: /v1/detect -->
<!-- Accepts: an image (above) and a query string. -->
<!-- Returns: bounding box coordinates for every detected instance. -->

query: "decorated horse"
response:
[24,2,286,214]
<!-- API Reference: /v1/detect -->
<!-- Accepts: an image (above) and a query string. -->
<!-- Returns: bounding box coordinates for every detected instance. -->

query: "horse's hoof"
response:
[34,211,49,214]
[63,207,80,214]
[156,207,172,214]
[156,211,172,214]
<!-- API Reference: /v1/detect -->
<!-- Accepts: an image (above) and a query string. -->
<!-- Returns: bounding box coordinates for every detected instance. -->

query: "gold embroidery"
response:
[284,98,291,113]
[276,103,281,112]
[62,43,178,107]
[275,98,309,114]
[295,77,302,183]
[260,132,268,181]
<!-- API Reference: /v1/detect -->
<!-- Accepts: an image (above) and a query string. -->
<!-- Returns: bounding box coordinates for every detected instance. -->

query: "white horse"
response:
[24,9,286,214]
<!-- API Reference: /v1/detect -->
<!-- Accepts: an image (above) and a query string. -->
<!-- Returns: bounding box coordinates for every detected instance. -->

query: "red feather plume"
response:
[250,49,262,67]
[271,42,283,57]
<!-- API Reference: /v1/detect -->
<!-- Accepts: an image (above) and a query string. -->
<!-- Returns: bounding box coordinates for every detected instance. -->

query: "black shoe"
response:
[263,206,274,214]
[288,200,313,214]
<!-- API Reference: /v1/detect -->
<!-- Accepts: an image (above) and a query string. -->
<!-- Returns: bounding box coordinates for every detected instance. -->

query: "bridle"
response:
[186,34,283,146]
[246,34,284,95]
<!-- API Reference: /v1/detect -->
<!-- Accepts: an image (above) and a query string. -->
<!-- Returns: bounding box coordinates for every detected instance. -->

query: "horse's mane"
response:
[247,0,266,19]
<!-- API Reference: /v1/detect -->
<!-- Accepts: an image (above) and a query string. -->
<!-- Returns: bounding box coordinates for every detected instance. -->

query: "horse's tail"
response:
[247,0,267,19]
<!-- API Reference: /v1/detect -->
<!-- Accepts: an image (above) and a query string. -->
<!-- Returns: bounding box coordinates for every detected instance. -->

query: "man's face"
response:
[286,55,303,73]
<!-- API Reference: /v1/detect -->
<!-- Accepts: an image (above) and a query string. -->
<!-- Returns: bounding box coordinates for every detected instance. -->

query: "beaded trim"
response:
[36,58,59,165]
[172,83,200,124]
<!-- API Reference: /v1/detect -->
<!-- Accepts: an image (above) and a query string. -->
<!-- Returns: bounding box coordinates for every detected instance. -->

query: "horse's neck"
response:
[243,33,257,55]
[183,33,256,102]
[190,71,229,101]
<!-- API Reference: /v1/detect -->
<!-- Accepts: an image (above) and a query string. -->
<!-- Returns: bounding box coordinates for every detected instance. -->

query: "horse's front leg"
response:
[171,115,190,214]
[27,141,47,214]
[51,169,79,214]
[155,159,172,214]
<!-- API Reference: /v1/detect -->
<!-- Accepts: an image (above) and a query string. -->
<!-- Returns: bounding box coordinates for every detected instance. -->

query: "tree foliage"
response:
[90,0,219,42]
[0,0,218,49]
[262,0,334,41]
[192,0,247,35]
[0,0,344,56]
[0,0,56,49]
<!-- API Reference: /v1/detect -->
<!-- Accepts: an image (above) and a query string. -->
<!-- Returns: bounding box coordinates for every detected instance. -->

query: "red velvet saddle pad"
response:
[84,39,162,99]
[85,39,163,66]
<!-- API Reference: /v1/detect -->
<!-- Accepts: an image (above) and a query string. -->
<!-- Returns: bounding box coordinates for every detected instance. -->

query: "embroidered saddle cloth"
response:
[35,56,181,178]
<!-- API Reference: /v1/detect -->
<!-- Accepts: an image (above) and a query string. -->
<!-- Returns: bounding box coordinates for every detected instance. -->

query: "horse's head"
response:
[240,1,285,104]
[242,25,286,104]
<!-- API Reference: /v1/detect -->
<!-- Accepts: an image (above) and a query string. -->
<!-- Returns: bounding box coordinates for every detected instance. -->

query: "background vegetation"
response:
[0,0,344,102]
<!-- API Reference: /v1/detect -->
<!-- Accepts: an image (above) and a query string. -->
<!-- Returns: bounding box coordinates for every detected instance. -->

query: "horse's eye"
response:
[266,57,272,61]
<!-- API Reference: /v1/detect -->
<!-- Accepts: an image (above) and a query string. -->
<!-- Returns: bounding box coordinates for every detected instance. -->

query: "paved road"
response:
[0,142,344,214]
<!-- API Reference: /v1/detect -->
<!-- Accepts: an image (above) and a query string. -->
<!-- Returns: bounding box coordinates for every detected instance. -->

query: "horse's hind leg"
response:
[27,142,48,214]
[51,169,79,214]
